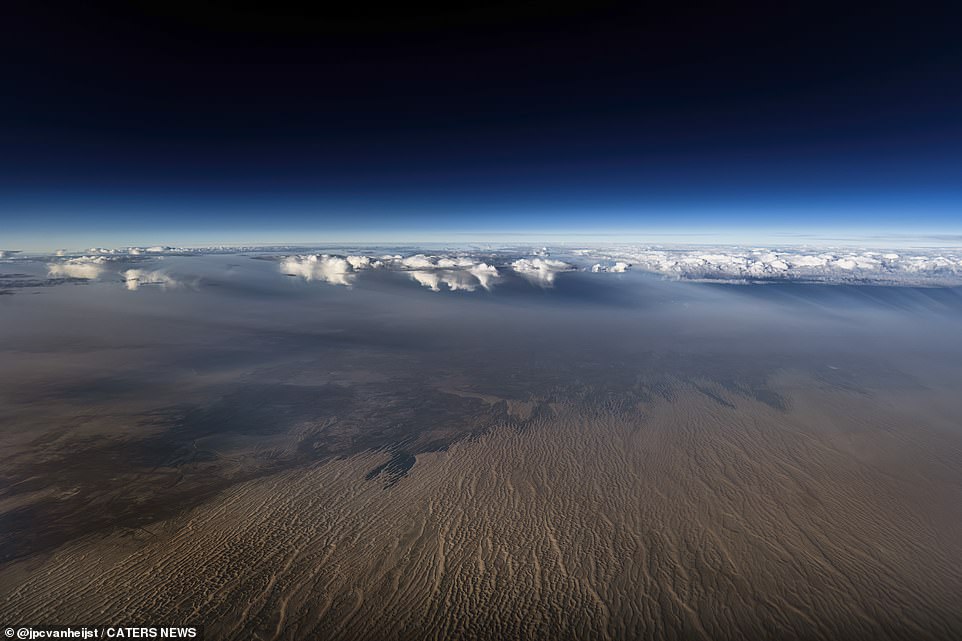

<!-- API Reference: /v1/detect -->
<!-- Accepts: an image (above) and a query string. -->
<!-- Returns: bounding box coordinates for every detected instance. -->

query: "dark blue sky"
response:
[3,1,962,248]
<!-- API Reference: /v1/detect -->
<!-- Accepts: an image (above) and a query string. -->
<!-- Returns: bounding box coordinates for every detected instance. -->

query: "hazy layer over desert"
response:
[2,248,961,640]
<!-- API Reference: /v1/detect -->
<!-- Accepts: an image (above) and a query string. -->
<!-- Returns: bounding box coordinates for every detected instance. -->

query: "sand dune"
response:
[2,381,960,641]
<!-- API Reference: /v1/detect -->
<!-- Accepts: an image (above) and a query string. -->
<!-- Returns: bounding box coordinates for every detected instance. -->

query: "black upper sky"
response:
[3,1,962,243]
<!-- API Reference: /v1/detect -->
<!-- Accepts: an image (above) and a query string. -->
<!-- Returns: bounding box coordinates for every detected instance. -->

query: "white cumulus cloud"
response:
[123,269,180,291]
[47,256,112,280]
[408,267,497,292]
[281,255,359,286]
[398,254,439,270]
[591,261,631,273]
[408,271,442,291]
[282,252,499,290]
[468,263,499,290]
[378,254,502,292]
[511,258,573,286]
[346,255,382,270]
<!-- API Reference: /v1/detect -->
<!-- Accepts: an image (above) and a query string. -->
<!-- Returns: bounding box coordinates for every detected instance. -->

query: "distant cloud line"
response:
[575,247,962,285]
[24,244,962,294]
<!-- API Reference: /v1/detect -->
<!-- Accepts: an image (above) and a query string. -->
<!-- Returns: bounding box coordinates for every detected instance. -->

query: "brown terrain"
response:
[2,374,960,641]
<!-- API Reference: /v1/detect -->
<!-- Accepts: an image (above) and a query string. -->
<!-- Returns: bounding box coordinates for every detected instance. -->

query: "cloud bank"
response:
[36,245,962,296]
[575,247,962,285]
[282,253,500,292]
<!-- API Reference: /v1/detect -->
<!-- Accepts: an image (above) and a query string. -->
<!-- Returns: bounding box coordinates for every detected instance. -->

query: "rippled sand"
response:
[3,378,960,641]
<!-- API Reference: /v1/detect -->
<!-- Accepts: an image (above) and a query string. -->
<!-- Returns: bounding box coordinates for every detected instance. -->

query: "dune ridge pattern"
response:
[3,380,960,641]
